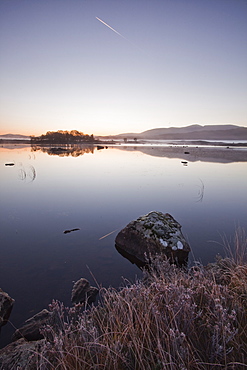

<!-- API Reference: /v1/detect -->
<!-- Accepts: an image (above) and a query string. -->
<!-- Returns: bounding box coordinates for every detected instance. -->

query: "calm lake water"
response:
[1,143,247,346]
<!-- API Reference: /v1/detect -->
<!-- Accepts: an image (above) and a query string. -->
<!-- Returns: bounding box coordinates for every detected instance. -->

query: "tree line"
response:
[30,130,96,144]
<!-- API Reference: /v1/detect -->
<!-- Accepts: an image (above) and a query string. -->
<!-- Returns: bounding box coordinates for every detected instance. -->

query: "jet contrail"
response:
[96,17,128,41]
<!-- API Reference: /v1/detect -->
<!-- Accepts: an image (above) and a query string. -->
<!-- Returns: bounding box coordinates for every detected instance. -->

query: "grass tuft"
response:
[32,230,247,369]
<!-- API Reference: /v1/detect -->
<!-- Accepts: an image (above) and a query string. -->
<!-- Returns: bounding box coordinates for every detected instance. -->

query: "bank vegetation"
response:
[29,229,247,369]
[1,230,246,369]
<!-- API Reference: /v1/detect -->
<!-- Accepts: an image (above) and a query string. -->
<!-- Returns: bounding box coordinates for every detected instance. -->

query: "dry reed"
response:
[20,230,247,369]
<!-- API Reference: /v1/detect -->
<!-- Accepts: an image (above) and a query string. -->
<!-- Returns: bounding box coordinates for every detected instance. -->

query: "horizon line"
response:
[0,123,246,137]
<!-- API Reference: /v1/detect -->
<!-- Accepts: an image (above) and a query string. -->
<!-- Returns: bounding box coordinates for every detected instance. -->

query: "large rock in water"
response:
[0,289,14,328]
[115,211,190,266]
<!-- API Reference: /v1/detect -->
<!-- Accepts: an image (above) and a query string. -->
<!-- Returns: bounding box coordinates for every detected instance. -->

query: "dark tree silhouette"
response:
[31,130,96,144]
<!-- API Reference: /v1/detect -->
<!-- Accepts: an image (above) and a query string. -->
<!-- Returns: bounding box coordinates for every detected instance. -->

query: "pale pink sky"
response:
[0,0,246,136]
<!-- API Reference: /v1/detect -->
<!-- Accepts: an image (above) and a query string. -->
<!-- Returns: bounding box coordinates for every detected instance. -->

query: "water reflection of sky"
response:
[0,146,247,346]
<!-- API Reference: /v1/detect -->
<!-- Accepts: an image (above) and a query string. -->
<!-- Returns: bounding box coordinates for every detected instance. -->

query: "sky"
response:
[0,0,247,136]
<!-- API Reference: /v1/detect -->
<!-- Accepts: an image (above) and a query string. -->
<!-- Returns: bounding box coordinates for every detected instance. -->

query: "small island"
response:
[30,130,97,144]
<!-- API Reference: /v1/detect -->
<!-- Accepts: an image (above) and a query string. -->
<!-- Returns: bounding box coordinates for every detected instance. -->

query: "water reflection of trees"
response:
[31,145,95,157]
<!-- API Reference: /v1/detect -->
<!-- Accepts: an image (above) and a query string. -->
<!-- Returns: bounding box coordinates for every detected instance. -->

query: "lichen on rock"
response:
[115,211,190,266]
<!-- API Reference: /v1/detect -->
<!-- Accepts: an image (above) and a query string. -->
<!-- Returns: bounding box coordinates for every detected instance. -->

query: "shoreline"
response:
[1,140,247,163]
[1,252,246,368]
[113,144,247,163]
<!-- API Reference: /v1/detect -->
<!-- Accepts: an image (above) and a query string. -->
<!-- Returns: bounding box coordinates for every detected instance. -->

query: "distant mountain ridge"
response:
[0,134,30,140]
[101,125,247,140]
[141,124,238,135]
[2,125,247,141]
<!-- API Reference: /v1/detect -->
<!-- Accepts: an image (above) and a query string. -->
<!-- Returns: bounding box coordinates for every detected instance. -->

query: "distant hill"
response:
[0,134,30,140]
[99,125,247,140]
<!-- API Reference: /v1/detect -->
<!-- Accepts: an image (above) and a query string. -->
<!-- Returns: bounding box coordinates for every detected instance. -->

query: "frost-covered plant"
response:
[34,235,247,370]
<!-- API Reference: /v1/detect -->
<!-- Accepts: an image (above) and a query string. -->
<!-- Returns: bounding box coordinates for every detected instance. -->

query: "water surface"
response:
[0,144,247,346]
